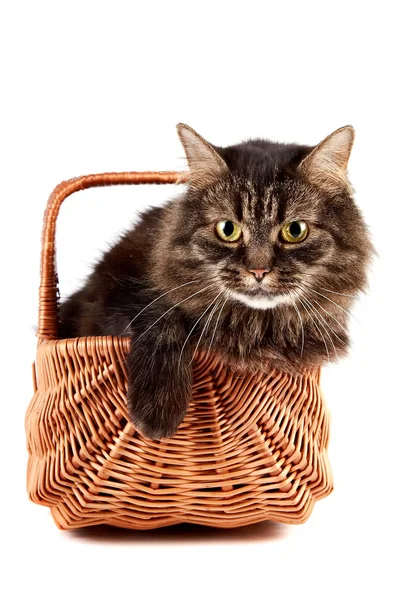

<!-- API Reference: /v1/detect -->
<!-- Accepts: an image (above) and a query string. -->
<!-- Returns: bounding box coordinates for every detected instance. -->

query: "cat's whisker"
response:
[317,286,362,299]
[289,293,304,357]
[304,296,343,344]
[189,292,225,365]
[300,295,338,360]
[108,270,125,286]
[178,290,223,368]
[120,279,200,335]
[299,284,366,332]
[134,282,218,343]
[294,293,330,362]
[205,296,229,361]
[303,295,349,336]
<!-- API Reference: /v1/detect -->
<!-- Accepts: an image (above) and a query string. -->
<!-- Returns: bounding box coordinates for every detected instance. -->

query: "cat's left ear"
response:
[177,123,228,187]
[298,126,355,193]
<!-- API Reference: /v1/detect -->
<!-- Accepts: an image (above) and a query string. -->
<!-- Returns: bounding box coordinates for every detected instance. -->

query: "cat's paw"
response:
[127,383,191,441]
[130,415,181,441]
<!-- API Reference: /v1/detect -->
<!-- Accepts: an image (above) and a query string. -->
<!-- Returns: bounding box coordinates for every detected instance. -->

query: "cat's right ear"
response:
[298,126,355,193]
[177,123,228,187]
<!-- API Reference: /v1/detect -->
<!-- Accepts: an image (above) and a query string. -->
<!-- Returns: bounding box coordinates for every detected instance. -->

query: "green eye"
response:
[215,220,242,242]
[281,220,309,243]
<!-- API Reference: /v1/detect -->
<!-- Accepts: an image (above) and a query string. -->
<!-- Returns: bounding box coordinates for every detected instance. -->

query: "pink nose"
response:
[248,268,271,281]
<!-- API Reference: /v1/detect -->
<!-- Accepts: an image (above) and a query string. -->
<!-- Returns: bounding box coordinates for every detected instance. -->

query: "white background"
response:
[1,1,399,599]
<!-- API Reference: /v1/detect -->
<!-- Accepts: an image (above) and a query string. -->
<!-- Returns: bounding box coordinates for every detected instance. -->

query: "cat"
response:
[59,123,373,440]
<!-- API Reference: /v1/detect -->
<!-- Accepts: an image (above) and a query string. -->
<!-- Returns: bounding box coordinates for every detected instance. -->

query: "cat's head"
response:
[153,124,373,326]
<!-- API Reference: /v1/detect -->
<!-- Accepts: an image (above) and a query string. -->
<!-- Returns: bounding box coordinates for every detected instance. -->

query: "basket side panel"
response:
[26,339,333,530]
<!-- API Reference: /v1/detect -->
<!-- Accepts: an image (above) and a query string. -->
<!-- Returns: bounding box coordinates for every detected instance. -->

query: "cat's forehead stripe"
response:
[240,184,278,224]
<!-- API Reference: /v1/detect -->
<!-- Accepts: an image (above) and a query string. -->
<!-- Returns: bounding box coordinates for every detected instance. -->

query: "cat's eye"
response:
[280,220,309,243]
[215,220,242,242]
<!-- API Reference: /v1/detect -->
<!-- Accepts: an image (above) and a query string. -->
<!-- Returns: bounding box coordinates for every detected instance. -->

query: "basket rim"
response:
[35,335,322,382]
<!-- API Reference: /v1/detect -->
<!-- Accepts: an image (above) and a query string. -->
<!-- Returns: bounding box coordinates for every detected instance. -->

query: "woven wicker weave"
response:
[26,172,333,530]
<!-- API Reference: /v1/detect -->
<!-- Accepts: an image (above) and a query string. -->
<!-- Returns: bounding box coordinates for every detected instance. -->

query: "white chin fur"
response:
[230,291,291,310]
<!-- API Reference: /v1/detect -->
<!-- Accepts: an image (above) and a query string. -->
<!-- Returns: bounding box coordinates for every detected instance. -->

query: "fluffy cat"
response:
[59,124,373,439]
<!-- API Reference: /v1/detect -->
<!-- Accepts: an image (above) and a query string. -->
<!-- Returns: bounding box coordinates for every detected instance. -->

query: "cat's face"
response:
[157,125,372,315]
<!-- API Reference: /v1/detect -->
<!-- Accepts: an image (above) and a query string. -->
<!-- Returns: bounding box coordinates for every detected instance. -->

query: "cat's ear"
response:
[298,126,355,193]
[177,123,228,187]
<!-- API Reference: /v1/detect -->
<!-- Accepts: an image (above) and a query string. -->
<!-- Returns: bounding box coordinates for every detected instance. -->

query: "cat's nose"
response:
[248,268,271,281]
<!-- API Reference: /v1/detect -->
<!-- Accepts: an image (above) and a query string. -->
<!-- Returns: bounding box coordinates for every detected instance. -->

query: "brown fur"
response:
[59,125,373,439]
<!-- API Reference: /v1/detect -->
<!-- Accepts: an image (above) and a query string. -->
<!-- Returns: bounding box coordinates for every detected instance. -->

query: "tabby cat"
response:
[59,124,372,439]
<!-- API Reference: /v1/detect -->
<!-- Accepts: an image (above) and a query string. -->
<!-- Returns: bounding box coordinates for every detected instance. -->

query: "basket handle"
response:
[38,171,186,340]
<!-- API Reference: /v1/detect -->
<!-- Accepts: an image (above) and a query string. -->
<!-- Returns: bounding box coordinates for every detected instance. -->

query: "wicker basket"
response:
[26,171,333,530]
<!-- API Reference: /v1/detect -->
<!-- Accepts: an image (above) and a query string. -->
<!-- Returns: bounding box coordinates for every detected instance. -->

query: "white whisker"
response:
[205,296,229,360]
[178,290,223,367]
[134,282,217,343]
[318,286,361,299]
[301,296,338,359]
[289,293,304,357]
[304,295,348,336]
[120,279,199,335]
[299,284,365,331]
[189,292,225,365]
[294,292,330,361]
